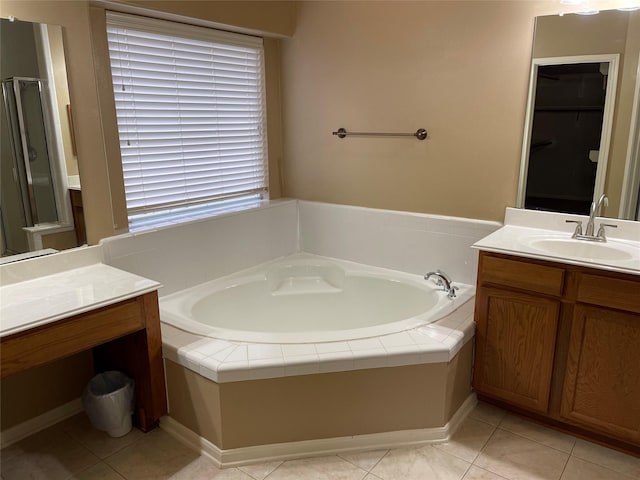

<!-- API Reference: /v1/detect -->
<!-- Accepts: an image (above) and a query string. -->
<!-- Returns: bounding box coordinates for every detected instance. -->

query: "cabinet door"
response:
[561,304,640,443]
[473,287,559,413]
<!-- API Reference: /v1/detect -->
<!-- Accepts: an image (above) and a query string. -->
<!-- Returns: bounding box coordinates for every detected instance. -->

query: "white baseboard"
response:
[161,393,477,468]
[0,398,83,449]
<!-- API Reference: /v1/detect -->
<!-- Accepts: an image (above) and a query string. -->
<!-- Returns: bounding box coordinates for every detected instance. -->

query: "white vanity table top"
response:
[473,208,640,276]
[0,264,161,337]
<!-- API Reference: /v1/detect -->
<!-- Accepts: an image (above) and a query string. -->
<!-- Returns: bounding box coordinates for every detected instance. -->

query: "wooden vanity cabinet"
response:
[474,287,559,413]
[473,254,564,413]
[473,251,640,451]
[561,274,640,444]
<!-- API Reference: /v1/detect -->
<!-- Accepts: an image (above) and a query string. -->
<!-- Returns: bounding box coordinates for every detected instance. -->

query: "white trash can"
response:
[82,371,135,437]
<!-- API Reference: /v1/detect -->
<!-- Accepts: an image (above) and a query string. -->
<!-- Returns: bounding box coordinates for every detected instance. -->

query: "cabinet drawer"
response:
[577,274,640,313]
[480,254,565,296]
[1,299,145,378]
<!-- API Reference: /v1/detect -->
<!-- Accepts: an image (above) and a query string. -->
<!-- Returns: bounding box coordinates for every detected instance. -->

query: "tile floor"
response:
[1,402,639,480]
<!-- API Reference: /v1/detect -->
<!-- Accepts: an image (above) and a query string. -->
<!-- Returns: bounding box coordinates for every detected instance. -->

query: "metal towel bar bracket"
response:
[332,127,427,140]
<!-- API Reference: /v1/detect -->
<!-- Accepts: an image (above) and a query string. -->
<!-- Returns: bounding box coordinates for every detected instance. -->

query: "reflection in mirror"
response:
[517,9,640,220]
[522,55,618,215]
[0,18,85,262]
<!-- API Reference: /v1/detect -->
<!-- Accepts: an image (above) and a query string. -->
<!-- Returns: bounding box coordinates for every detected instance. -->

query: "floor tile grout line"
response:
[472,423,500,462]
[493,425,576,456]
[557,448,572,480]
[567,453,639,480]
[469,465,512,480]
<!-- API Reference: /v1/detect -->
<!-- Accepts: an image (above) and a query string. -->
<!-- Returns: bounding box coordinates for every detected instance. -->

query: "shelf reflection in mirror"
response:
[0,17,85,261]
[517,9,640,220]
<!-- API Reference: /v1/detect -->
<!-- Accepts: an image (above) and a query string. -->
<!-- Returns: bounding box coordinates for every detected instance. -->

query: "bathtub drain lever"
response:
[424,270,458,299]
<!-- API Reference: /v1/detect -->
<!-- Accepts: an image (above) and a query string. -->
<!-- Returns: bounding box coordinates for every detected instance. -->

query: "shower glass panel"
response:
[2,77,58,226]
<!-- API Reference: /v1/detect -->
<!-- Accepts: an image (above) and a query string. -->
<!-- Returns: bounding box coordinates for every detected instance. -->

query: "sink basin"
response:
[522,237,638,262]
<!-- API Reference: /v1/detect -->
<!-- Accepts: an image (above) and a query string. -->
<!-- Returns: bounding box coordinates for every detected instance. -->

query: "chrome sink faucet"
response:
[424,270,458,298]
[565,193,617,242]
[585,193,607,237]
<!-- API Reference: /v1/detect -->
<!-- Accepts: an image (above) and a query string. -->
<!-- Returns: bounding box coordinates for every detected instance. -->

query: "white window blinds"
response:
[106,12,268,229]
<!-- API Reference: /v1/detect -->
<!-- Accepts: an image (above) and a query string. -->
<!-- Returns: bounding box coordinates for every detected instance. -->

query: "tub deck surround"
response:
[160,297,475,383]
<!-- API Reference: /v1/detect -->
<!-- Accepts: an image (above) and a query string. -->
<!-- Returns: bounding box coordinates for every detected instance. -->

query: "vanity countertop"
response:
[473,208,640,276]
[0,263,161,338]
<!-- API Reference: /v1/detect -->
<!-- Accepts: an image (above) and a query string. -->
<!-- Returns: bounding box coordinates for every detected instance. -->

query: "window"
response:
[106,12,268,230]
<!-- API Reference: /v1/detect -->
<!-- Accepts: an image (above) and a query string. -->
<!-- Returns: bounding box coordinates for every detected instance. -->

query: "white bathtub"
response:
[160,254,473,344]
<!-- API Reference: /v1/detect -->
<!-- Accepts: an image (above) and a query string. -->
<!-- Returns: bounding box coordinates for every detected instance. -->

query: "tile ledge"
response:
[161,298,475,383]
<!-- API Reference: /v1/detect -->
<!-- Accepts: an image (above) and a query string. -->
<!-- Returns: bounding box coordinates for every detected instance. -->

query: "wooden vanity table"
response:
[0,264,167,432]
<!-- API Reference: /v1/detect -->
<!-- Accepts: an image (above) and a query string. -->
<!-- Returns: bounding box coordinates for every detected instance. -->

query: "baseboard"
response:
[161,392,477,468]
[0,398,83,449]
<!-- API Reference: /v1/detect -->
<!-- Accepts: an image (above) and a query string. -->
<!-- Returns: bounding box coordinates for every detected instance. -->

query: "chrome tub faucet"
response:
[424,270,458,298]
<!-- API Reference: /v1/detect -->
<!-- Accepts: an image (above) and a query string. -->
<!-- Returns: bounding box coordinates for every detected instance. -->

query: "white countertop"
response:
[473,209,640,276]
[0,264,161,338]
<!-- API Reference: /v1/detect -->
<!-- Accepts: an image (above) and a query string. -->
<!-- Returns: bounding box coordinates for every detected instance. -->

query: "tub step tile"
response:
[315,342,351,354]
[383,345,422,368]
[248,343,284,361]
[284,354,321,377]
[352,348,388,370]
[348,338,384,351]
[249,357,285,380]
[317,351,355,374]
[379,332,416,349]
[216,360,251,382]
[282,343,318,357]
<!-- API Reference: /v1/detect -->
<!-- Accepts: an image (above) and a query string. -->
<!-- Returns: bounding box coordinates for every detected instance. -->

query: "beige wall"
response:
[0,351,94,430]
[114,0,295,37]
[279,0,634,222]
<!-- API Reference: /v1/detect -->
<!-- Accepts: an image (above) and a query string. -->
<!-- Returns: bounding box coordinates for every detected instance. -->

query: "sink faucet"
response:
[565,193,617,242]
[585,194,607,237]
[424,270,458,298]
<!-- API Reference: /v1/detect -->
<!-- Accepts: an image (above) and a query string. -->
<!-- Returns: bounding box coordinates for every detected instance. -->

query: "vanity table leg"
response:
[93,292,167,432]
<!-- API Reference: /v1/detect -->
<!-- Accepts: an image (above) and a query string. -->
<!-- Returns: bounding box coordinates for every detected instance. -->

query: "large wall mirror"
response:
[517,8,640,220]
[0,17,85,263]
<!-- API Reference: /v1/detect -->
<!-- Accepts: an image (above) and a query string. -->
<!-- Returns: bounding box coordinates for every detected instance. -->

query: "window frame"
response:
[106,11,269,231]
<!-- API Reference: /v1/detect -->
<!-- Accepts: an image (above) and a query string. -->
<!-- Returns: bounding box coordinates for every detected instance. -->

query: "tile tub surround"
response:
[100,199,501,296]
[298,201,501,285]
[162,340,473,459]
[100,200,300,297]
[160,297,475,383]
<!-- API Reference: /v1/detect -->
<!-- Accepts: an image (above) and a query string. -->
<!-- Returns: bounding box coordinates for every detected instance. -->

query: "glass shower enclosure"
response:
[1,77,59,253]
